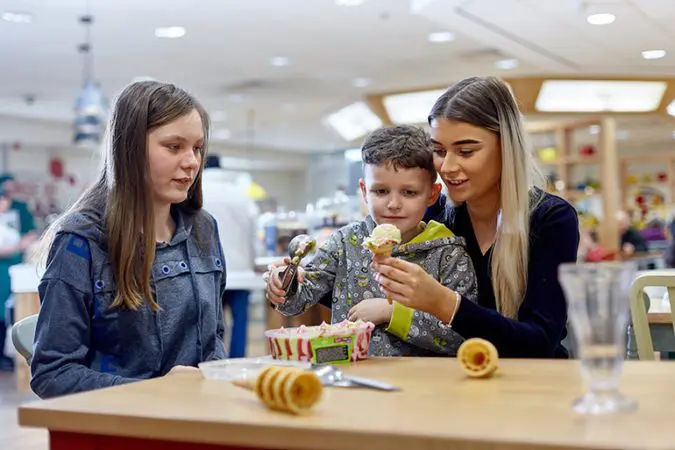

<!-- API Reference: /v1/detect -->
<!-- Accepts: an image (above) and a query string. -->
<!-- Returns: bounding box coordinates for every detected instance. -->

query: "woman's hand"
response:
[348,298,393,325]
[371,257,459,322]
[263,257,306,305]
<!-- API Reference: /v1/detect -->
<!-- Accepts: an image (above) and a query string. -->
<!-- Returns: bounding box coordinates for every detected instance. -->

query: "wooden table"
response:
[18,359,675,450]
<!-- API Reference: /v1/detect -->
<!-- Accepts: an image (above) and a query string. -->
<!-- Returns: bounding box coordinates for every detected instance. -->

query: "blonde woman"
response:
[372,76,579,358]
[31,81,227,398]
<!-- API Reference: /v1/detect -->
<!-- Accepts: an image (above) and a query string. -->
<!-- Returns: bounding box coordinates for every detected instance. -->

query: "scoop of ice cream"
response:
[363,223,401,248]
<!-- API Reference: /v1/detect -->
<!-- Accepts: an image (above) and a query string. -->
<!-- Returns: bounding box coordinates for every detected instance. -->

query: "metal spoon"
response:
[288,234,316,263]
[311,364,400,392]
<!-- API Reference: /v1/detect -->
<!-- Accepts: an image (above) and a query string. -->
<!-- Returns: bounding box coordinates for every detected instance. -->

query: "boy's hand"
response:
[263,257,306,305]
[348,298,393,325]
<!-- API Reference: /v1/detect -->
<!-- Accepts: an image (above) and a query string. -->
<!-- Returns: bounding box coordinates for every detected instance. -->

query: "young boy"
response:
[266,124,477,356]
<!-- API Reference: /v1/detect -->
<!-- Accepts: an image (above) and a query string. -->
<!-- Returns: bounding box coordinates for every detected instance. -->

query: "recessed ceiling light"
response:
[335,0,365,5]
[132,76,155,82]
[352,77,372,88]
[154,26,186,39]
[586,13,615,25]
[495,58,519,70]
[269,56,290,67]
[642,50,666,60]
[410,0,435,14]
[589,125,600,135]
[2,11,32,24]
[428,31,454,43]
[211,111,227,121]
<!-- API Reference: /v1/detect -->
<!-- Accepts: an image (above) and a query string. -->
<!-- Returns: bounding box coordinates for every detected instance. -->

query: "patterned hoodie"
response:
[276,216,478,356]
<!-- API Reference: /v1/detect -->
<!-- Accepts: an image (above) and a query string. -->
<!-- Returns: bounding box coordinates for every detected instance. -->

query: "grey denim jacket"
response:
[31,206,227,399]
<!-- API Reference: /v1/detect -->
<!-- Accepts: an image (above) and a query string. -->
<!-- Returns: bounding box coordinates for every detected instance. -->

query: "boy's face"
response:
[360,163,442,241]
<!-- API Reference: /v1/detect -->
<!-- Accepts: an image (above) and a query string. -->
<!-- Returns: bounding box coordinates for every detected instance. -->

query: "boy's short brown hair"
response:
[361,124,437,181]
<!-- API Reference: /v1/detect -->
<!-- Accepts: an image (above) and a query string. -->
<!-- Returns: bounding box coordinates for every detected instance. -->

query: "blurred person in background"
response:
[641,218,667,242]
[665,217,675,268]
[617,209,648,257]
[202,154,258,358]
[0,178,37,371]
[577,224,613,263]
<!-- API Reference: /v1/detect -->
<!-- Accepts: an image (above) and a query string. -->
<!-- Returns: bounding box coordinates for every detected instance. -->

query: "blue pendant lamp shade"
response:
[73,10,108,147]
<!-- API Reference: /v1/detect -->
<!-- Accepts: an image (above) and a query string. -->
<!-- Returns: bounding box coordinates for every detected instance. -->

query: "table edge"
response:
[17,403,653,450]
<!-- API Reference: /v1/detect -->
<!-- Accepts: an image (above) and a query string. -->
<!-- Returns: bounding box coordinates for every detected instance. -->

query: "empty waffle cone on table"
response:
[457,338,499,378]
[233,365,324,415]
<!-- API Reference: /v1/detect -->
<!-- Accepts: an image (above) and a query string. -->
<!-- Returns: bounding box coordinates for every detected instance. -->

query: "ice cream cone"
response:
[364,242,395,257]
[363,225,402,305]
[232,366,323,415]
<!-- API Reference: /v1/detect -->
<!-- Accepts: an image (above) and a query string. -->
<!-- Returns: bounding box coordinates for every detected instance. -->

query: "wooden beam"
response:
[364,95,393,126]
[598,117,620,254]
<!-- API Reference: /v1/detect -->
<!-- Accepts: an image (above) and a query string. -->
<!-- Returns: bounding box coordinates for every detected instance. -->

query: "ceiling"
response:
[1,0,674,153]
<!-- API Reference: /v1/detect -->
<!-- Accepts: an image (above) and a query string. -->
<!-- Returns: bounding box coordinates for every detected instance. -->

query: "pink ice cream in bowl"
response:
[264,320,375,364]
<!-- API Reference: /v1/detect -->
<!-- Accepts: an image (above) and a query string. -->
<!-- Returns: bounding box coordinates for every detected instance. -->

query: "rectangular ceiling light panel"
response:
[383,89,447,124]
[535,80,667,113]
[325,102,383,142]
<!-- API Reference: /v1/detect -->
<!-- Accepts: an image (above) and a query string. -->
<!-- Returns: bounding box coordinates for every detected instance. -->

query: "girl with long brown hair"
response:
[31,81,227,398]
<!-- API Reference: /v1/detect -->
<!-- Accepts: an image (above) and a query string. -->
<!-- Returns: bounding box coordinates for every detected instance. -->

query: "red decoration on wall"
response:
[657,172,668,182]
[579,145,595,156]
[49,157,64,178]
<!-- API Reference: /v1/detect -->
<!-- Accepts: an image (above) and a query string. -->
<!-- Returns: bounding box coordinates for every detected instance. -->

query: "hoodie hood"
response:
[57,207,106,244]
[364,215,466,255]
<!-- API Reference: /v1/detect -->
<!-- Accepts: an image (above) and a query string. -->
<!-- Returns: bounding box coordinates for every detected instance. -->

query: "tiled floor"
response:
[1,300,268,450]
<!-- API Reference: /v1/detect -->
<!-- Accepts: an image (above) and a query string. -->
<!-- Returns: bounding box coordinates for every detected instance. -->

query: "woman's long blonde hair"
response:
[37,81,210,311]
[429,76,544,319]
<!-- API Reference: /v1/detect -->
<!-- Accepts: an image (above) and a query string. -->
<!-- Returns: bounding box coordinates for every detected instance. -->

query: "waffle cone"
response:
[365,243,396,304]
[367,243,395,256]
[233,366,323,415]
[457,338,499,378]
